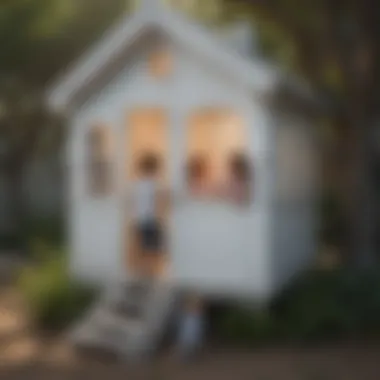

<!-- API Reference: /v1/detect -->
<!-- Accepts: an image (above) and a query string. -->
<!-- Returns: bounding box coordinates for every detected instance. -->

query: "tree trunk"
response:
[6,167,26,236]
[344,118,378,267]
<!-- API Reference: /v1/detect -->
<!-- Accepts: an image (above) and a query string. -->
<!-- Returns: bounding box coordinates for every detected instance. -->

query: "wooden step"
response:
[68,278,177,361]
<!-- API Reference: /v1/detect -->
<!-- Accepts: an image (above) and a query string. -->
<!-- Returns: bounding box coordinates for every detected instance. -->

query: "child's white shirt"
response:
[132,178,158,223]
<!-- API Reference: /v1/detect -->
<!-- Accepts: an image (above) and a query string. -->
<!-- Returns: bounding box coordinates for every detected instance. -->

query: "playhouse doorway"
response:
[125,107,170,277]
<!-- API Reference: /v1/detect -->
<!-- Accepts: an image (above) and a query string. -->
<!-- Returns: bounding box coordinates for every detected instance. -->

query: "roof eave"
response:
[46,3,281,112]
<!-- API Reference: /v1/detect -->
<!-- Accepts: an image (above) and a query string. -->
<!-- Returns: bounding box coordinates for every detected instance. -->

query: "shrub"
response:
[215,307,279,346]
[215,268,380,345]
[319,190,344,246]
[22,216,65,250]
[273,270,353,341]
[274,268,380,341]
[18,249,97,331]
[0,216,65,252]
[0,233,24,251]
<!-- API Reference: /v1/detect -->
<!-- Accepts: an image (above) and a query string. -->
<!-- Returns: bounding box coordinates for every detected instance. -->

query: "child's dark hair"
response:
[138,153,160,175]
[229,152,250,182]
[187,156,208,181]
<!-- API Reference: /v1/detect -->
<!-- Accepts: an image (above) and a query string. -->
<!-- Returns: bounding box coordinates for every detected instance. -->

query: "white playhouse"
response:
[48,0,319,303]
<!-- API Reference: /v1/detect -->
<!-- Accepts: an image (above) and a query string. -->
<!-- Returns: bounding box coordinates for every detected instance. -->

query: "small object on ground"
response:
[176,294,204,362]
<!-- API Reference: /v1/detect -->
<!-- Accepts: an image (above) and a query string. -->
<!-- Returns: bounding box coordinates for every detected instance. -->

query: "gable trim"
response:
[47,4,279,111]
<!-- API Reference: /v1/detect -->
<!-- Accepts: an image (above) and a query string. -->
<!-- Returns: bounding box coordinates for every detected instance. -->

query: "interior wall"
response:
[187,108,246,183]
[126,108,169,181]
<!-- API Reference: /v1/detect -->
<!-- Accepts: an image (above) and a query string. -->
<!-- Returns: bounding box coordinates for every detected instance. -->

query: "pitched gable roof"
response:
[47,0,280,111]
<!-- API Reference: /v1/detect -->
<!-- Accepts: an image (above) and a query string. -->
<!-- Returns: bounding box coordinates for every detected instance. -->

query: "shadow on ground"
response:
[1,258,380,379]
[1,344,380,380]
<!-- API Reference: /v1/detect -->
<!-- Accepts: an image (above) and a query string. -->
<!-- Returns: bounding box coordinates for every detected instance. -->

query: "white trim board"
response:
[47,0,281,111]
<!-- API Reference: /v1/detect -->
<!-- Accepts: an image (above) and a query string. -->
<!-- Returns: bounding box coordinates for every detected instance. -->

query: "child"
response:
[131,153,165,279]
[186,156,210,197]
[227,153,251,205]
[176,294,204,361]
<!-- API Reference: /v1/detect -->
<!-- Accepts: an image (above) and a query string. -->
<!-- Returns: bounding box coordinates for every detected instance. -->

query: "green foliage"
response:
[216,308,279,345]
[22,216,65,249]
[0,216,65,252]
[0,233,25,251]
[0,0,75,77]
[274,270,352,341]
[0,0,126,84]
[0,1,125,234]
[215,268,380,345]
[274,269,380,341]
[18,249,97,330]
[319,190,344,245]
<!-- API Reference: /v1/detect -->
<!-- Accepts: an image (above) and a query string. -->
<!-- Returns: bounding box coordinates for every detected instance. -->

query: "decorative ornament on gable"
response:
[139,0,165,11]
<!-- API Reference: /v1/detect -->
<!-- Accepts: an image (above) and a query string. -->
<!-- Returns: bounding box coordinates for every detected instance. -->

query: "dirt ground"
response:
[1,285,380,380]
[1,251,380,380]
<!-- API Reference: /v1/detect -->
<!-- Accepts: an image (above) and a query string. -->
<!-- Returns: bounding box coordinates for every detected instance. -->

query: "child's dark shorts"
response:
[136,220,163,252]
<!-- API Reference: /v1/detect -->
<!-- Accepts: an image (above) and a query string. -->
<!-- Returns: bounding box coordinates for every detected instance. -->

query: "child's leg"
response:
[135,224,151,279]
[132,224,142,276]
[176,298,205,361]
[147,220,165,280]
[177,315,203,361]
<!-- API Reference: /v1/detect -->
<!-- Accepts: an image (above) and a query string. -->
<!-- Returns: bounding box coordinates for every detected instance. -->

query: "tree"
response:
[0,78,65,232]
[218,0,380,265]
[0,0,126,234]
[0,0,126,86]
